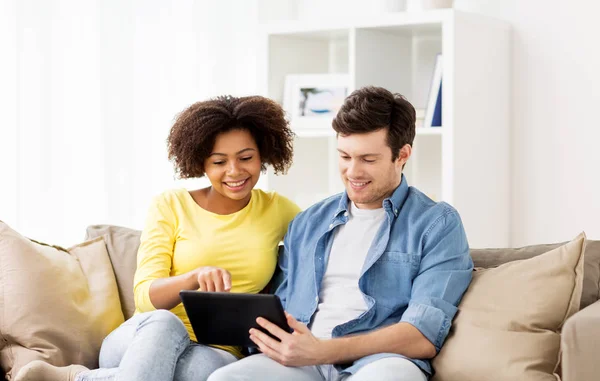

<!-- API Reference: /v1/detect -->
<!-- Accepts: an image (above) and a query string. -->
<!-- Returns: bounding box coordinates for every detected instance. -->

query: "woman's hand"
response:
[147,266,230,310]
[195,266,232,292]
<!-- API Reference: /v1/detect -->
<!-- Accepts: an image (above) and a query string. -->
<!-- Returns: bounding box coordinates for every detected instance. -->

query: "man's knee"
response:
[208,354,297,381]
[348,357,427,381]
[207,363,242,381]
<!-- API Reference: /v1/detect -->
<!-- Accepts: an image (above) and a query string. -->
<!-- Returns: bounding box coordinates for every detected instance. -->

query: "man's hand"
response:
[250,312,327,367]
[195,266,231,292]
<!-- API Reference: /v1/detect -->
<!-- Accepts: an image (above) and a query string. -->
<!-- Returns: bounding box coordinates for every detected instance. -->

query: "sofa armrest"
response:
[561,299,600,381]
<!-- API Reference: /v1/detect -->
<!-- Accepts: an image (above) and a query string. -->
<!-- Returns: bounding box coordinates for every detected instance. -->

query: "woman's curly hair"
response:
[167,95,294,179]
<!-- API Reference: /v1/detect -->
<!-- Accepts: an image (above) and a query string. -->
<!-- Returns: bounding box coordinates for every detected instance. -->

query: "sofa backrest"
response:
[471,240,600,309]
[86,224,600,319]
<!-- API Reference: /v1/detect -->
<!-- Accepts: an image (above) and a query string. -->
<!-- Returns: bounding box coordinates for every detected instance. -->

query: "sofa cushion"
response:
[0,222,124,379]
[471,239,600,309]
[85,225,141,320]
[432,233,586,381]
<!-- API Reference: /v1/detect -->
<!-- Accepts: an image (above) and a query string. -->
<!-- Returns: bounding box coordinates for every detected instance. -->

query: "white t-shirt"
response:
[309,202,386,339]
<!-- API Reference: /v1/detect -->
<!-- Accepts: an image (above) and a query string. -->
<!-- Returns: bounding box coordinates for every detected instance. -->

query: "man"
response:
[208,86,473,381]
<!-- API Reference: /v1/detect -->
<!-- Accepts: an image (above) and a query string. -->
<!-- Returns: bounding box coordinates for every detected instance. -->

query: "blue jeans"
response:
[76,310,237,381]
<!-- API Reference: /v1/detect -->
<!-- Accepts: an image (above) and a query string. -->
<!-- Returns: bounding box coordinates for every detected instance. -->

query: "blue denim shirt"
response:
[275,175,473,377]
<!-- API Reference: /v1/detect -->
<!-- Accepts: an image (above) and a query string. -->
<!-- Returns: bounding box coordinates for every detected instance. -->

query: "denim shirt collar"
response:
[332,174,410,221]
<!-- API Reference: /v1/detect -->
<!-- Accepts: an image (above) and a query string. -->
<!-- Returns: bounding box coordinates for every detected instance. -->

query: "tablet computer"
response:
[179,291,290,347]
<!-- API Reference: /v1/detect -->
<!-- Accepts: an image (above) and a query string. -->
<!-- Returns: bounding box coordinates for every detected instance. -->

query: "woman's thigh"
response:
[174,343,237,381]
[98,310,189,369]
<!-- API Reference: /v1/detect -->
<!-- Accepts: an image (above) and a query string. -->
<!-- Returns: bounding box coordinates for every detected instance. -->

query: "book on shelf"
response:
[424,54,442,128]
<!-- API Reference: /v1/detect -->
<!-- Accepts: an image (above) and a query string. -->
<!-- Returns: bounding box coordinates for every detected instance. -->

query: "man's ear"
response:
[396,144,412,168]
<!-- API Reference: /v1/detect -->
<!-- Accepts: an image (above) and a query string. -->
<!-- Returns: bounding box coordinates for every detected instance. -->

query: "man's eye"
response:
[364,159,376,163]
[340,156,350,160]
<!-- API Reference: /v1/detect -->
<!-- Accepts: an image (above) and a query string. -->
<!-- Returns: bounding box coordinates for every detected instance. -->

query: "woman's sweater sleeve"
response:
[133,194,177,312]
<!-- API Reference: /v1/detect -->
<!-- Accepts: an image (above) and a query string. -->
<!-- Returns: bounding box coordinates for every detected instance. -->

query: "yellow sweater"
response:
[133,188,301,358]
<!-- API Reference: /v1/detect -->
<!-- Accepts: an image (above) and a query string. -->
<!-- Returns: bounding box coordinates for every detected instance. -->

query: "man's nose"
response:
[346,159,361,178]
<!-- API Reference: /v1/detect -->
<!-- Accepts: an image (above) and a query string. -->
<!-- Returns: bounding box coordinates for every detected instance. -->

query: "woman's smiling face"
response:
[203,128,262,202]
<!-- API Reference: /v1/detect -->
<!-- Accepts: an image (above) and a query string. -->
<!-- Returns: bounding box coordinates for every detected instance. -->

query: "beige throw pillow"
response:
[0,222,125,379]
[432,233,586,381]
[85,224,141,320]
[471,240,600,309]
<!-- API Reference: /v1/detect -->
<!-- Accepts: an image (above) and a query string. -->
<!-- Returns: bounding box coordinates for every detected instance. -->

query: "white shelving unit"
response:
[257,10,510,247]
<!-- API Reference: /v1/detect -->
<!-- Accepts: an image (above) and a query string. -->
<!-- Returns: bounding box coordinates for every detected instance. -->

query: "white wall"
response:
[455,0,600,246]
[0,0,260,246]
[0,0,18,229]
[2,0,599,247]
[273,0,600,246]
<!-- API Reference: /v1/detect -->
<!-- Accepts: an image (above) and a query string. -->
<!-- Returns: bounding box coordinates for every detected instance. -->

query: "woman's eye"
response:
[240,156,252,161]
[340,156,350,160]
[213,161,225,165]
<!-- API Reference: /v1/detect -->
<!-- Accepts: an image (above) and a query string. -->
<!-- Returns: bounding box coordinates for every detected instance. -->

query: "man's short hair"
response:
[332,86,416,161]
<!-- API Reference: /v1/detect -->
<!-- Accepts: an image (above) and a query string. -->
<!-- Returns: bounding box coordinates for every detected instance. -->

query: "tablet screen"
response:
[180,291,291,347]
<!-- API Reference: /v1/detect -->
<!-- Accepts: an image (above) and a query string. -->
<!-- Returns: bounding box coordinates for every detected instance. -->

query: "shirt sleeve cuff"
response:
[400,301,452,351]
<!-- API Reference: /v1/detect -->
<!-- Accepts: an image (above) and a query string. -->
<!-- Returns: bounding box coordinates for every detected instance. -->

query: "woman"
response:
[16,95,301,381]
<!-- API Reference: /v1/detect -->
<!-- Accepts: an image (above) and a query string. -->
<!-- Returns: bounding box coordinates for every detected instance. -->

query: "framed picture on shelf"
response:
[283,74,350,130]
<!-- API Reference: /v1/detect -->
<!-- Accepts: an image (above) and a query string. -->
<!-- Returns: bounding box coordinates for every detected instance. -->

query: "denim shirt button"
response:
[328,224,333,229]
[315,296,319,302]
[344,212,349,217]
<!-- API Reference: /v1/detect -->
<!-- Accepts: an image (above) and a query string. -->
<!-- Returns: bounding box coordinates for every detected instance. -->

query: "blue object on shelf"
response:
[425,53,443,128]
[431,81,442,127]
[309,109,331,114]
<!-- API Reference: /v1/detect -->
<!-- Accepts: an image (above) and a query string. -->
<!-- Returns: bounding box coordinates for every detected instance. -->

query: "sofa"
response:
[1,222,599,380]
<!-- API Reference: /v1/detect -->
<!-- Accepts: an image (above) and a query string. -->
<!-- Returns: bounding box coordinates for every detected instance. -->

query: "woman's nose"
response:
[227,161,241,175]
